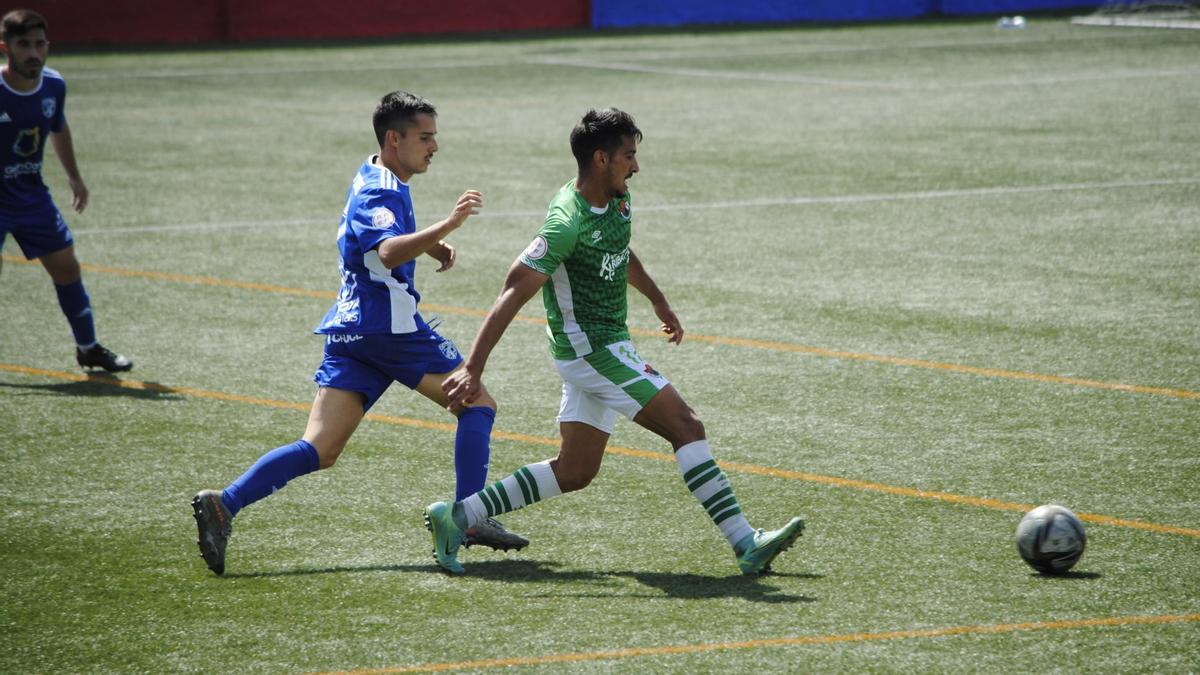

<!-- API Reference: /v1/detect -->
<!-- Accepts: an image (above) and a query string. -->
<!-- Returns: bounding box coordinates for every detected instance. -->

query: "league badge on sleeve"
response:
[372,207,396,229]
[523,235,548,260]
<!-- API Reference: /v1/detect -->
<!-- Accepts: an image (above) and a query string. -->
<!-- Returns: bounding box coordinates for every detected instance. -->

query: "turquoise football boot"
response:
[424,501,465,575]
[736,517,805,575]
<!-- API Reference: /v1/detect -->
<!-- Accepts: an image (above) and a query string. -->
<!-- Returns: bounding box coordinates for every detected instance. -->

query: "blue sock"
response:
[454,406,495,501]
[54,280,96,348]
[221,440,320,517]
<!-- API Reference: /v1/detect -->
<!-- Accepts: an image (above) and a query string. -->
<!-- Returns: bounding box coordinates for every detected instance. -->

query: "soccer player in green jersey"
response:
[427,108,804,575]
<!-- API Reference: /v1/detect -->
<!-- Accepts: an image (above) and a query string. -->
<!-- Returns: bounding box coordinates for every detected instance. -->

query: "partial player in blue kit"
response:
[0,9,131,372]
[191,91,528,575]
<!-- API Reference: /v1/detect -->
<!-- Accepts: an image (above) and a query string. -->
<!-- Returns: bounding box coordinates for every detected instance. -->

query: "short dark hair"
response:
[2,9,48,41]
[372,91,436,147]
[570,108,642,173]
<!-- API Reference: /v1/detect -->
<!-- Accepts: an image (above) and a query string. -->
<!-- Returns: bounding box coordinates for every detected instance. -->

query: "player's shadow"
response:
[0,373,182,400]
[463,560,817,603]
[222,559,606,581]
[1029,570,1102,580]
[610,570,818,604]
[221,560,819,603]
[223,562,442,579]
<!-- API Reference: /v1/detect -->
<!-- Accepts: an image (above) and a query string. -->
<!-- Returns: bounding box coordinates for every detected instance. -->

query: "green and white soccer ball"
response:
[1016,504,1086,574]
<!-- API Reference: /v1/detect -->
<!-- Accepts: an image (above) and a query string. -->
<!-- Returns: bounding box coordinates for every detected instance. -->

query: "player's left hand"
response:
[429,241,456,272]
[69,177,89,213]
[443,366,482,408]
[654,302,684,345]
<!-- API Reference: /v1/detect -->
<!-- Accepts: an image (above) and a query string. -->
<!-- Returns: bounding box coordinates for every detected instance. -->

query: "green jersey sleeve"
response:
[519,212,577,276]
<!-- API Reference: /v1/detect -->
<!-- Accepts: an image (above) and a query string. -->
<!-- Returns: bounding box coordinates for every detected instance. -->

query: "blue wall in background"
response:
[592,0,1101,28]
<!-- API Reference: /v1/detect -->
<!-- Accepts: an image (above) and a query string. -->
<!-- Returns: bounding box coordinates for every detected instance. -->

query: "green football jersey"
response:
[519,179,634,360]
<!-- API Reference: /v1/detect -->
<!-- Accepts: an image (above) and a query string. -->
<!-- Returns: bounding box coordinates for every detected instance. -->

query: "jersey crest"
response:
[12,127,39,157]
[41,97,55,119]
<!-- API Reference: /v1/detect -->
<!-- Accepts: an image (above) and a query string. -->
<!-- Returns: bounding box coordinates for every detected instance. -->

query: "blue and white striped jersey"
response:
[0,66,66,209]
[315,156,429,335]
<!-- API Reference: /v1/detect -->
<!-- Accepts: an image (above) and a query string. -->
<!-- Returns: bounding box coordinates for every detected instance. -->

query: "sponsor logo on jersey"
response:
[326,334,364,344]
[618,199,631,220]
[41,97,55,119]
[3,160,42,179]
[599,247,630,281]
[523,235,548,260]
[334,298,361,324]
[438,339,459,360]
[643,363,660,377]
[372,207,396,229]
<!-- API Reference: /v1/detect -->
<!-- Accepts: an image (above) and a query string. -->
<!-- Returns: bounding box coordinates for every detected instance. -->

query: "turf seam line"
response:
[314,612,1200,674]
[3,254,1196,400]
[2,363,1197,538]
[62,177,1200,235]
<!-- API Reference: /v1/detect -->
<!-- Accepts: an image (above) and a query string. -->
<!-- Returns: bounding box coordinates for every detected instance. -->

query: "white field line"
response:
[538,56,1199,89]
[70,177,1200,236]
[535,57,915,89]
[63,30,1167,82]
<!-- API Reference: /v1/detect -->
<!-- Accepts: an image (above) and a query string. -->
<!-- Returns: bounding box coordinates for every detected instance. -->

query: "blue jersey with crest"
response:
[315,156,429,335]
[0,67,67,210]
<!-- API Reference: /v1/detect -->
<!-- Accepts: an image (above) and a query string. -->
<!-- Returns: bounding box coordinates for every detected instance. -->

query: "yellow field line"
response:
[318,612,1200,674]
[4,254,1196,399]
[3,362,1197,539]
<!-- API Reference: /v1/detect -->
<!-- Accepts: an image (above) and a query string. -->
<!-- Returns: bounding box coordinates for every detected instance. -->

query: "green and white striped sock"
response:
[460,459,562,528]
[675,440,755,549]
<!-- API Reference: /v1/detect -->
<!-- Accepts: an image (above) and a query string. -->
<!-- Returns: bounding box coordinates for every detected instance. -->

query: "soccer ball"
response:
[1016,504,1086,574]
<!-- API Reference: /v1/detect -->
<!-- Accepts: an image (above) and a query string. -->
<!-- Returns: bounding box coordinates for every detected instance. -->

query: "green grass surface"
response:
[2,18,1198,673]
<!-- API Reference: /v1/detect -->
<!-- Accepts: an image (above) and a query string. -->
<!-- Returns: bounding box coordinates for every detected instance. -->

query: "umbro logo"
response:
[0,112,11,123]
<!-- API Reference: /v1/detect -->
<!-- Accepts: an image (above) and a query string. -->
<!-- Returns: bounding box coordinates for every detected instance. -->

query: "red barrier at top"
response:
[228,1,588,41]
[16,0,228,45]
[11,0,588,47]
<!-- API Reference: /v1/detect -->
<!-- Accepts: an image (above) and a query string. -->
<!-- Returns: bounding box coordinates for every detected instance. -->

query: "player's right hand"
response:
[448,190,482,229]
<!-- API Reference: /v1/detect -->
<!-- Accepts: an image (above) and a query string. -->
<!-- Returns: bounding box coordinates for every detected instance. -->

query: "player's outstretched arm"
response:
[50,123,88,213]
[376,190,480,269]
[443,260,547,408]
[627,248,683,345]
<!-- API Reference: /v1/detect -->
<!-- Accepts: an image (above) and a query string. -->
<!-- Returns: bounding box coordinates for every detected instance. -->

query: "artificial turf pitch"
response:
[1,17,1197,673]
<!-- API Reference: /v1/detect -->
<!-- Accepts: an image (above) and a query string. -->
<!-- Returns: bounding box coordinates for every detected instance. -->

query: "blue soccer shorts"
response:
[0,200,73,259]
[313,328,463,412]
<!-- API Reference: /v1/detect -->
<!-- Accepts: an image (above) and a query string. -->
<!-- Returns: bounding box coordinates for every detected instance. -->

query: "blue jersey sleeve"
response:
[349,187,413,253]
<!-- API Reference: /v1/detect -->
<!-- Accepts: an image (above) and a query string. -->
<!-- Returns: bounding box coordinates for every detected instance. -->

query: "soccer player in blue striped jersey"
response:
[0,9,131,372]
[191,91,526,575]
